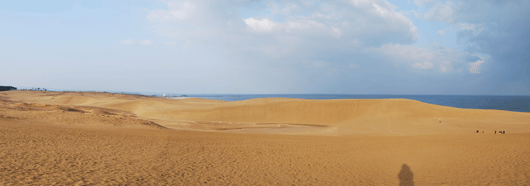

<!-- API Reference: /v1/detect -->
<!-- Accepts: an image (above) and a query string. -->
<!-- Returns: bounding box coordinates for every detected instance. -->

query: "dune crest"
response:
[0,92,165,129]
[3,91,529,135]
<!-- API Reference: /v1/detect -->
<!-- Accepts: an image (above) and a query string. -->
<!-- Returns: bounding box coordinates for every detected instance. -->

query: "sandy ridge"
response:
[1,90,529,185]
[3,90,529,135]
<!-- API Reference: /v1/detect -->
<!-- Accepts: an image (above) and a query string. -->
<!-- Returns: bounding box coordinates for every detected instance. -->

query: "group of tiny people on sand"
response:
[476,130,505,134]
[439,120,506,135]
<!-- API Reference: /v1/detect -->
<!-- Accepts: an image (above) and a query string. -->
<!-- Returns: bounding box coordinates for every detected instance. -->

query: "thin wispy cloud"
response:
[120,39,135,45]
[139,40,154,46]
[469,59,485,74]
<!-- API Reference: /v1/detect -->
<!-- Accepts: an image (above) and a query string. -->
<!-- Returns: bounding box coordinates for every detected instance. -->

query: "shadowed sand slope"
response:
[4,91,529,135]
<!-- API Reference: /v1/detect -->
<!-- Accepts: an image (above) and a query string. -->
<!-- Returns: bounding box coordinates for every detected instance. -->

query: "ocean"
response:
[165,94,530,113]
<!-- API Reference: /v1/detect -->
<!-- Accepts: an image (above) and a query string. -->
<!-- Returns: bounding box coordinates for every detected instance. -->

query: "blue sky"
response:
[1,0,529,95]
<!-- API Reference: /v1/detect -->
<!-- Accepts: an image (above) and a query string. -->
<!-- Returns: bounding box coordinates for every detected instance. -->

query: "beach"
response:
[1,90,530,185]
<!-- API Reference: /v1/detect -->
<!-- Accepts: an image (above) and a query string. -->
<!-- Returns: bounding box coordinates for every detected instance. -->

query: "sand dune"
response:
[1,90,529,185]
[4,91,529,135]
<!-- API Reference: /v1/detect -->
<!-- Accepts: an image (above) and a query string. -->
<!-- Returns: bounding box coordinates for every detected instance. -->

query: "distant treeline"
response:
[0,86,50,91]
[0,86,159,98]
[0,86,17,91]
[21,87,48,91]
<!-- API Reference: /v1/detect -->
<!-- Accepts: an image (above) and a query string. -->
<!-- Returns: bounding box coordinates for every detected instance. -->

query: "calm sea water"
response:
[166,94,530,113]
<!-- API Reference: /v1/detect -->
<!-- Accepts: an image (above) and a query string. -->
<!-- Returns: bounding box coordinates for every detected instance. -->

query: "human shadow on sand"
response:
[398,164,414,186]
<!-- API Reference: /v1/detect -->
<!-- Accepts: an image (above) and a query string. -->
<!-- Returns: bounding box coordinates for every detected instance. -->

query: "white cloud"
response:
[374,43,478,73]
[140,40,154,46]
[331,27,342,38]
[414,0,433,7]
[147,1,196,21]
[449,0,530,78]
[244,18,279,32]
[401,9,422,19]
[284,19,326,33]
[146,0,503,80]
[144,0,420,66]
[424,1,454,23]
[413,62,433,69]
[422,0,530,79]
[413,10,423,19]
[257,44,282,58]
[163,41,177,46]
[119,39,154,46]
[265,2,302,16]
[456,23,484,35]
[469,59,485,74]
[378,44,434,62]
[120,39,135,45]
[440,65,448,72]
[141,0,426,92]
[313,61,324,67]
[237,0,418,47]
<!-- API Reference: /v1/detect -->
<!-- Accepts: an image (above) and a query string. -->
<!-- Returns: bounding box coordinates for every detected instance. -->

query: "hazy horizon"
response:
[1,0,529,95]
[10,86,530,97]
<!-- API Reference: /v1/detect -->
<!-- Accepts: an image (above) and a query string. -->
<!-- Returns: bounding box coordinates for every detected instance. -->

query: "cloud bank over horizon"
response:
[0,0,529,95]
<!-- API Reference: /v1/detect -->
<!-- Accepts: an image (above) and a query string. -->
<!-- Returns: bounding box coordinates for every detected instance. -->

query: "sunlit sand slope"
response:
[176,98,530,135]
[1,91,530,185]
[1,120,529,185]
[4,91,530,135]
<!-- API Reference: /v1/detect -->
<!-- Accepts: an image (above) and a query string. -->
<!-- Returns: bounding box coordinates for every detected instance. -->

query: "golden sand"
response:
[1,90,529,185]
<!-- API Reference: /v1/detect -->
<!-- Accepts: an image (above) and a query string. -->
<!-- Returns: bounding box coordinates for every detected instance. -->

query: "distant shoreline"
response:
[6,90,530,113]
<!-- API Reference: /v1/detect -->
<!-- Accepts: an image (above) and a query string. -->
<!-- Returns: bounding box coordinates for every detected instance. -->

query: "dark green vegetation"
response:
[0,86,17,91]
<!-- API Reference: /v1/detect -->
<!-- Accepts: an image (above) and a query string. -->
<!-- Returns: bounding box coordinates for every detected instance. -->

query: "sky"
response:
[1,0,529,95]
